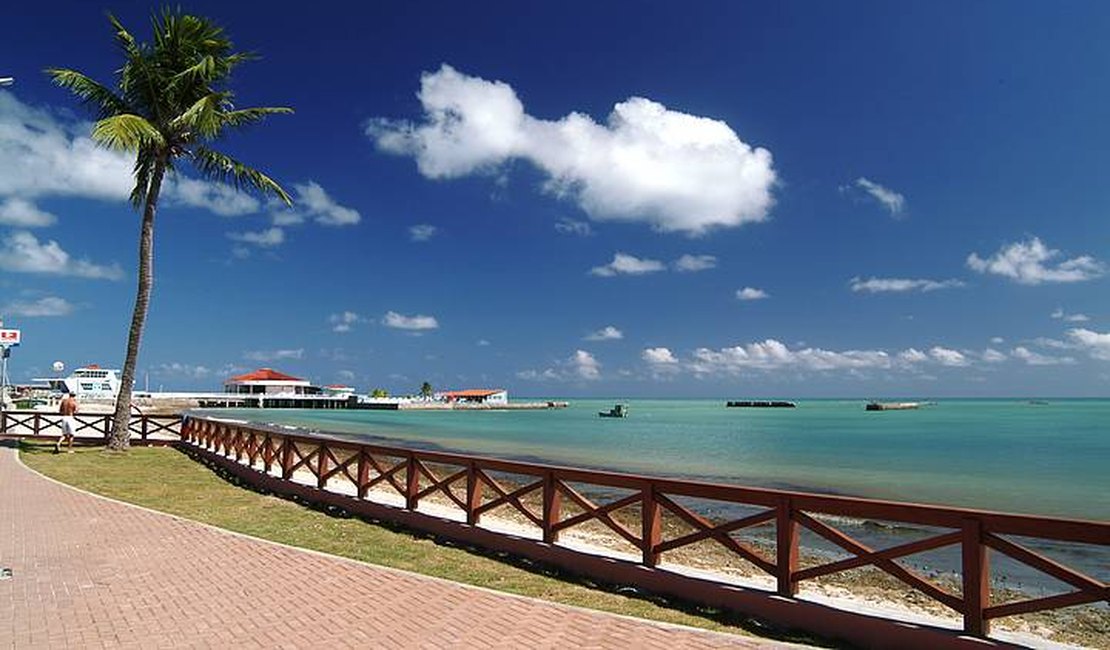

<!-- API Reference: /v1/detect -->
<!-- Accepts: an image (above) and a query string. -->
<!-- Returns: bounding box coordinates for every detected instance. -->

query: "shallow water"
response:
[200,398,1110,521]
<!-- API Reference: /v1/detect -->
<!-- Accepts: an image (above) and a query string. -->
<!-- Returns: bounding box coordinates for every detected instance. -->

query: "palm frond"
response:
[92,114,166,151]
[45,68,129,119]
[191,146,292,205]
[222,106,294,129]
[171,92,229,139]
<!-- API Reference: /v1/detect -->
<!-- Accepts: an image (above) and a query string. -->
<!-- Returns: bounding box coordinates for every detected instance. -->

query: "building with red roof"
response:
[224,368,319,396]
[437,388,508,404]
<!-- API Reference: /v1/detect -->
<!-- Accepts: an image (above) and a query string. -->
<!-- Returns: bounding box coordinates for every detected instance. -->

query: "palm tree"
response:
[420,382,434,399]
[47,10,292,450]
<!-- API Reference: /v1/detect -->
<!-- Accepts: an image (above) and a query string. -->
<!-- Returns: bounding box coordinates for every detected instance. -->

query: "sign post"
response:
[0,325,20,412]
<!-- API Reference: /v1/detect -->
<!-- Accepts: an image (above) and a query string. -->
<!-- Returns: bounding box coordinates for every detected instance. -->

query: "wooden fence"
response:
[180,415,1108,645]
[0,410,183,443]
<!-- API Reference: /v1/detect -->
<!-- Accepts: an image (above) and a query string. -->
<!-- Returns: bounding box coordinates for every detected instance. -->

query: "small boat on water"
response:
[726,400,796,408]
[866,401,921,411]
[599,404,628,418]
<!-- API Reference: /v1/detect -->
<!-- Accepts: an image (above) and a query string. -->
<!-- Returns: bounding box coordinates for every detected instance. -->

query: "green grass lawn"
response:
[20,442,828,646]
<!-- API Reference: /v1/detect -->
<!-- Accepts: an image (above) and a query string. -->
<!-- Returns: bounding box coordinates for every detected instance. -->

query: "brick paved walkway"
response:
[0,446,794,648]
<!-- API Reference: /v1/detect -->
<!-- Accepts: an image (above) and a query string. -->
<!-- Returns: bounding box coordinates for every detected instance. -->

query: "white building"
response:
[224,368,320,396]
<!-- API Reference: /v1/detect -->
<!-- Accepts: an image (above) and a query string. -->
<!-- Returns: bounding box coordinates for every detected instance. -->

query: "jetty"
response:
[865,401,921,411]
[726,400,796,408]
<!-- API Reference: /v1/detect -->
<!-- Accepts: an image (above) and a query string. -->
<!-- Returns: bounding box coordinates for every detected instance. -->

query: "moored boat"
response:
[865,401,921,411]
[599,404,628,418]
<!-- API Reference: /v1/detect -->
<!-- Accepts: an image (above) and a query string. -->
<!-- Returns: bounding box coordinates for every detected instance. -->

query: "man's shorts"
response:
[61,416,77,438]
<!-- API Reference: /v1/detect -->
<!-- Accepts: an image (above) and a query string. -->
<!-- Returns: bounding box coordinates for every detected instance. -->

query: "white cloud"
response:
[336,369,356,382]
[1067,328,1110,361]
[0,198,56,227]
[690,339,891,374]
[736,287,769,301]
[409,224,438,241]
[2,295,75,317]
[673,254,717,272]
[267,181,361,228]
[642,347,678,364]
[849,277,964,293]
[849,177,906,216]
[244,348,304,362]
[1011,346,1074,366]
[329,311,362,333]
[990,337,1005,345]
[477,339,491,347]
[897,348,929,364]
[967,237,1104,285]
[368,65,776,235]
[571,350,601,379]
[517,349,602,381]
[152,362,213,380]
[227,227,285,248]
[590,252,665,277]
[1050,308,1090,323]
[554,218,592,236]
[383,310,439,331]
[0,230,123,280]
[165,177,260,216]
[585,325,623,341]
[929,346,969,367]
[981,348,1007,363]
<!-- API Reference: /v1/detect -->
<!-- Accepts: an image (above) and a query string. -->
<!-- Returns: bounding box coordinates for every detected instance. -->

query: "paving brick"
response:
[0,446,795,648]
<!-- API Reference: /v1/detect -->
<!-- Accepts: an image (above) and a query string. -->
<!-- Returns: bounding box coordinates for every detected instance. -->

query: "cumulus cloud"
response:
[850,277,964,293]
[981,348,1007,363]
[642,347,678,364]
[329,311,362,333]
[2,295,75,317]
[1011,346,1074,366]
[368,65,776,235]
[271,181,361,227]
[673,254,717,272]
[967,237,1104,285]
[0,230,123,279]
[929,346,969,367]
[244,348,304,362]
[166,177,260,216]
[1067,328,1110,361]
[590,252,665,277]
[227,227,284,248]
[383,311,439,331]
[517,349,602,381]
[554,218,592,236]
[690,339,891,374]
[990,337,1005,345]
[152,362,214,380]
[0,198,56,227]
[736,287,769,301]
[585,325,623,341]
[897,348,929,364]
[1050,308,1089,323]
[409,224,438,241]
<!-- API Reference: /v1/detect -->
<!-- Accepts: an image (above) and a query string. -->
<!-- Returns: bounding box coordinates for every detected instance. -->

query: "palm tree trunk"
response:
[108,157,167,451]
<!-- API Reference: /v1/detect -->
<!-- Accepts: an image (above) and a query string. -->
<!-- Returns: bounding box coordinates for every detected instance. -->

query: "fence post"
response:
[466,461,482,526]
[777,496,799,597]
[962,517,991,636]
[317,444,329,489]
[405,452,420,510]
[0,410,6,434]
[543,470,561,544]
[357,451,370,499]
[281,437,294,480]
[641,482,662,567]
[141,417,149,441]
[33,413,41,437]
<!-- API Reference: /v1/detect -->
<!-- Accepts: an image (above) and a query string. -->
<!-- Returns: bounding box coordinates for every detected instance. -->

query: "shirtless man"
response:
[56,391,78,453]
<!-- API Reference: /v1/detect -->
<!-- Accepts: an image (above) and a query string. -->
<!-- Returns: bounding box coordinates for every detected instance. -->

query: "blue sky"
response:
[1,1,1108,397]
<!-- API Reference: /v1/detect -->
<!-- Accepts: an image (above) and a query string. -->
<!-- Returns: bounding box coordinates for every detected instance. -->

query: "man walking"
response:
[56,391,78,453]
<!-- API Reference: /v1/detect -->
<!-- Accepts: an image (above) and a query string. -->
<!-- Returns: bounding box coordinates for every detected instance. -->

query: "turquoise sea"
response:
[201,398,1110,522]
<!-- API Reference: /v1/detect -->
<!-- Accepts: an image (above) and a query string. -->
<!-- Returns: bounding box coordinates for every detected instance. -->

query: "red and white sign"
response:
[0,329,21,346]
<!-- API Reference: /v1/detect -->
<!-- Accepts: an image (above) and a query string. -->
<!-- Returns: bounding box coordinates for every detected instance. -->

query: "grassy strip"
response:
[20,443,832,647]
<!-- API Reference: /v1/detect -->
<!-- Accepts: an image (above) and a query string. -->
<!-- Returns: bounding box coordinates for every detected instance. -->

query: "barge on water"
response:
[726,400,796,408]
[865,401,922,411]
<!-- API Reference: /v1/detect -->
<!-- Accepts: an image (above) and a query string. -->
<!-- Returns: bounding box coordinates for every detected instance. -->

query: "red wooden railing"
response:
[0,410,183,443]
[180,415,1109,641]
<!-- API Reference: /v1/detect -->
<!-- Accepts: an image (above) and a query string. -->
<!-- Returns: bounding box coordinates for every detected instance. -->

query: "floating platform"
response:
[726,400,796,408]
[865,402,921,411]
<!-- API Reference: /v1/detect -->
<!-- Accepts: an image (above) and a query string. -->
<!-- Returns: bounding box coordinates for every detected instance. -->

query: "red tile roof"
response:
[226,368,305,383]
[442,389,504,398]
